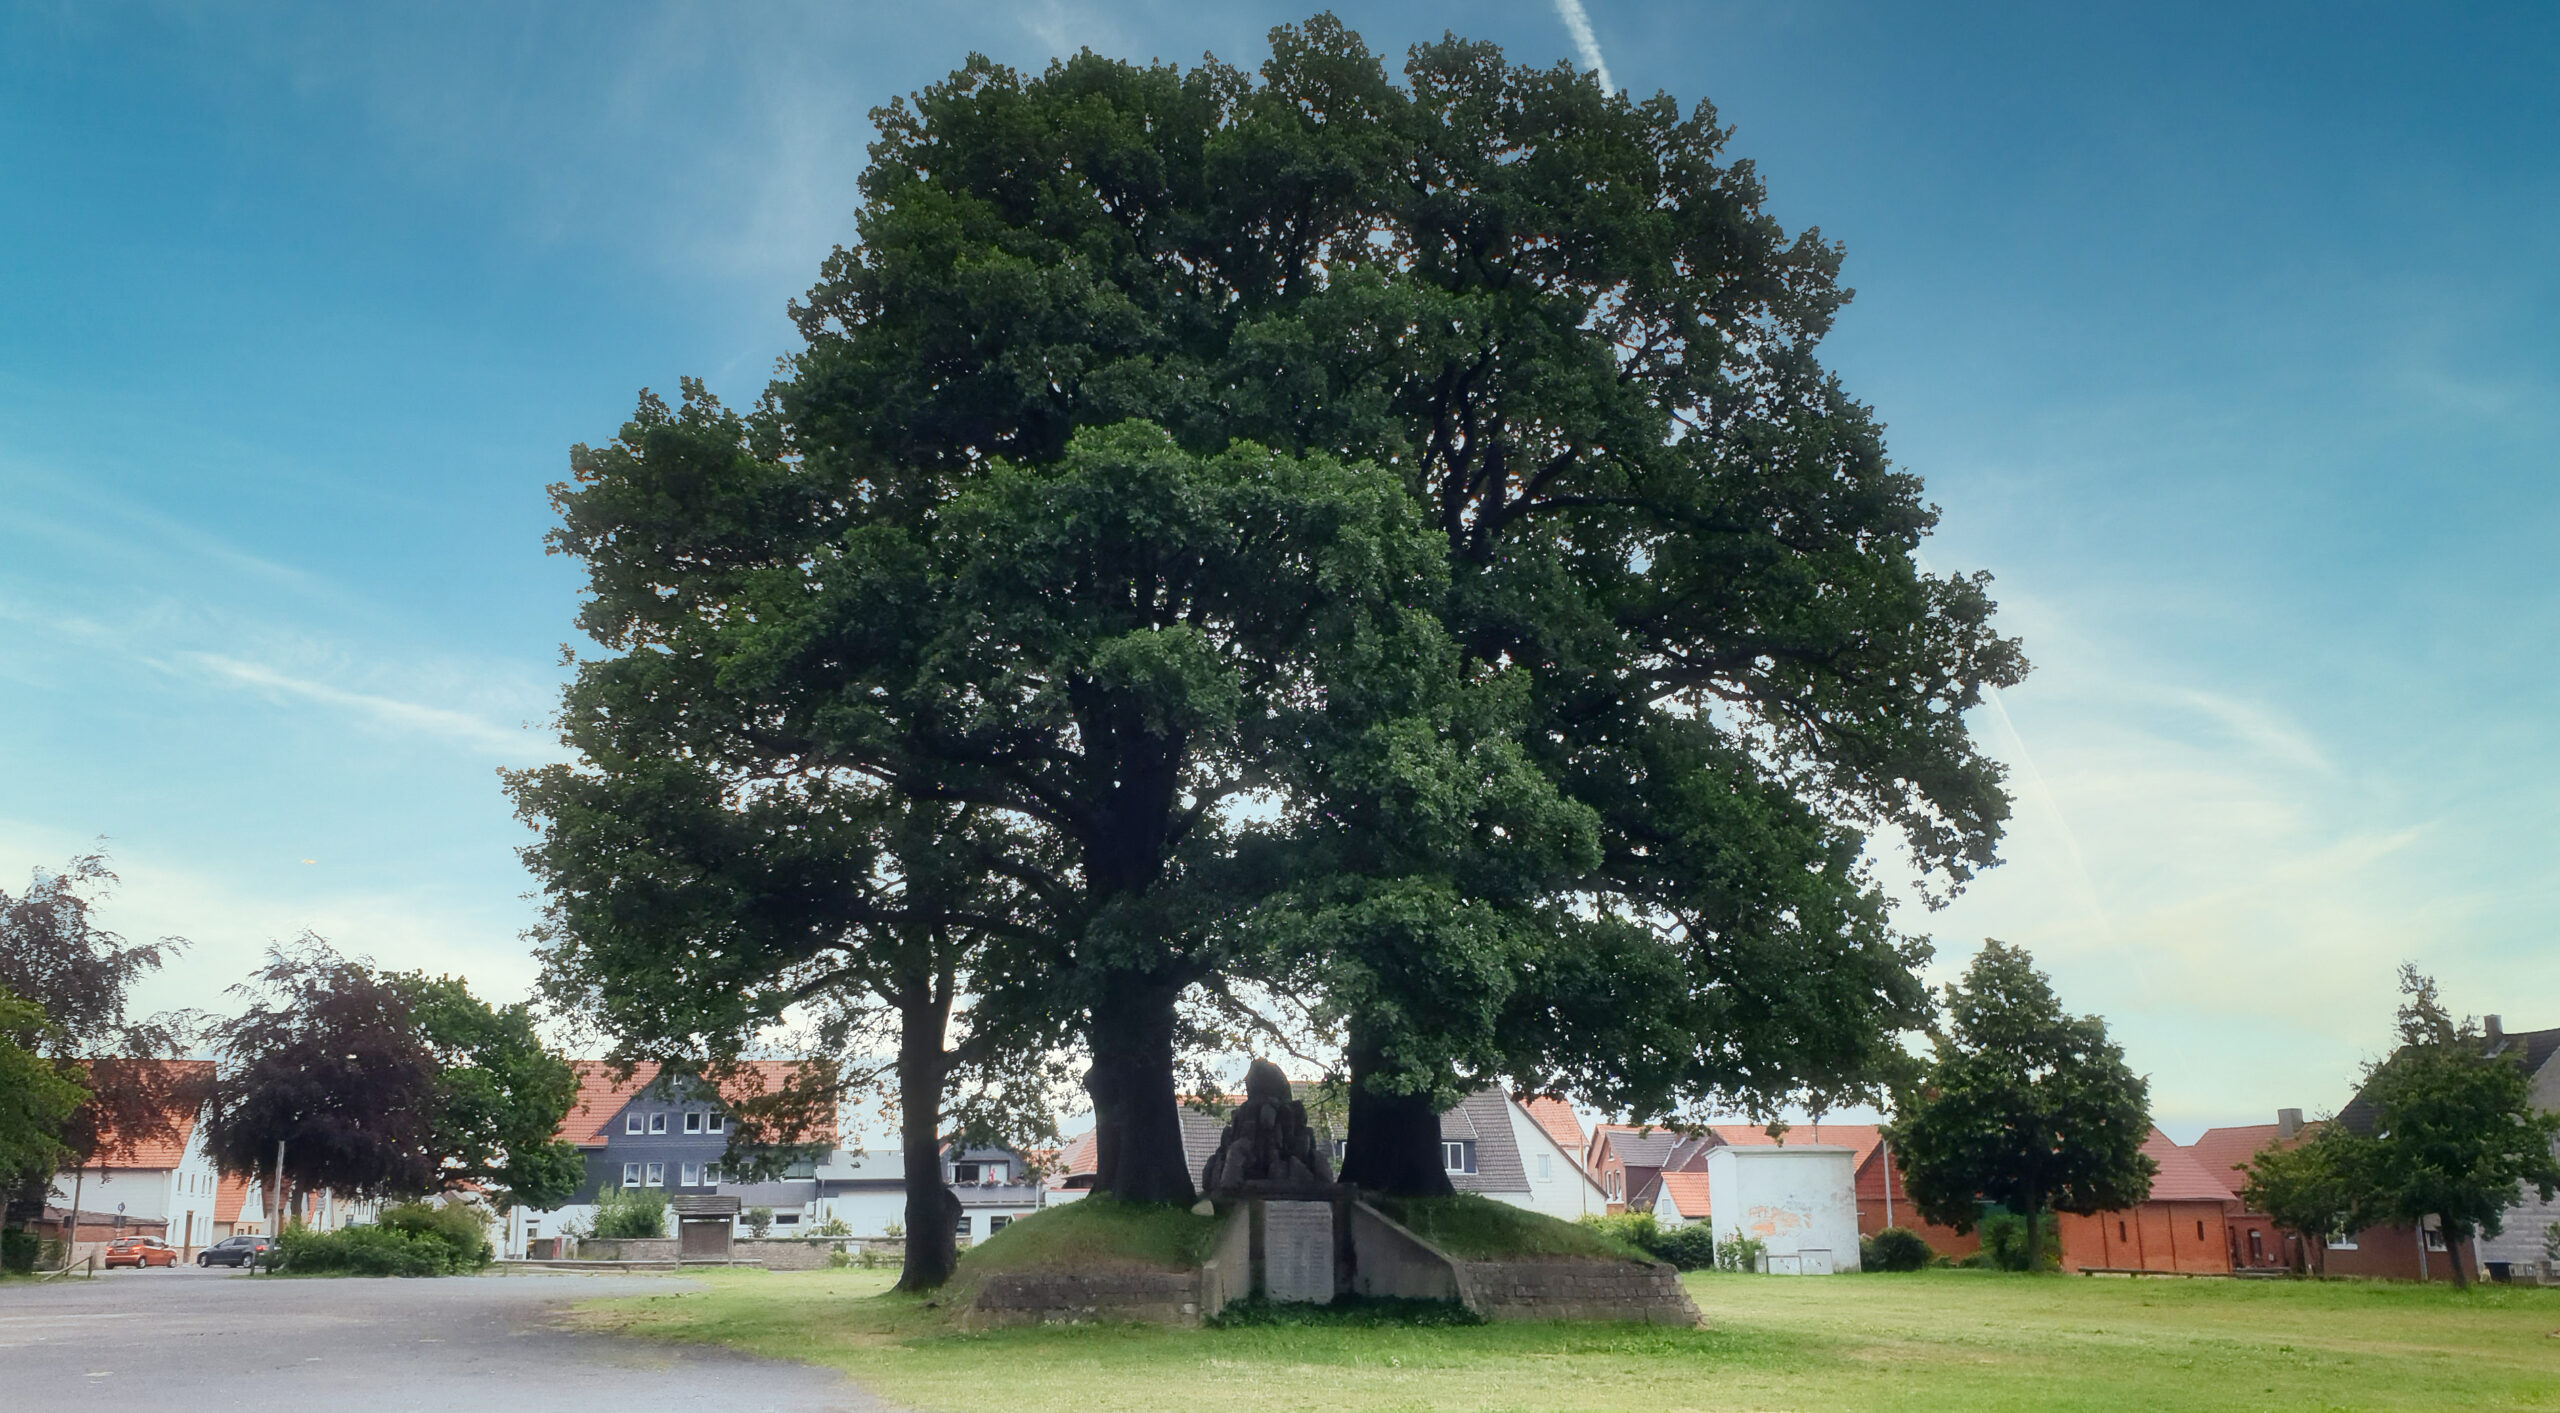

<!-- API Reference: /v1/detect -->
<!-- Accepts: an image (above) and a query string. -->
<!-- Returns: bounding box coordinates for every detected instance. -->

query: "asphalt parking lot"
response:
[0,1265,886,1410]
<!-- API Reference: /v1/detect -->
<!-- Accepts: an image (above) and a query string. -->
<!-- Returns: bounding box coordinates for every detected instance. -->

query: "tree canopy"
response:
[517,13,2023,1213]
[2338,966,2560,1288]
[0,852,200,1246]
[203,940,584,1212]
[1886,940,2155,1271]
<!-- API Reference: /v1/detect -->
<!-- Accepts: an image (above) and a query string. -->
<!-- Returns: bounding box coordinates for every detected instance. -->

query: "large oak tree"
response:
[521,15,2022,1205]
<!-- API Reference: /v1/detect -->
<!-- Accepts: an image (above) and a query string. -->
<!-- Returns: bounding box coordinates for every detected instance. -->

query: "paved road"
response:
[0,1265,888,1410]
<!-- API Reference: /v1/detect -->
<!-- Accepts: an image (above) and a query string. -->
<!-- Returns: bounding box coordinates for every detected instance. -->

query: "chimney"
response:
[2276,1108,2302,1140]
[2485,1014,2503,1044]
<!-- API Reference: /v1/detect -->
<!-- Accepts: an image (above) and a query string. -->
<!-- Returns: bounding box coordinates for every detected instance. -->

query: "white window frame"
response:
[708,1113,726,1134]
[702,1164,721,1185]
[1442,1140,1476,1175]
[626,1112,643,1135]
[685,1112,704,1134]
[645,1162,665,1188]
[680,1162,701,1187]
[952,1162,981,1184]
[989,1215,1012,1233]
[649,1112,668,1135]
[622,1162,641,1188]
[1535,1153,1552,1181]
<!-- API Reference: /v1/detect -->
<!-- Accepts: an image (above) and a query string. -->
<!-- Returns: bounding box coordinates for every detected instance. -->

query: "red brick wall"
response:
[2321,1224,2461,1282]
[2058,1202,2232,1274]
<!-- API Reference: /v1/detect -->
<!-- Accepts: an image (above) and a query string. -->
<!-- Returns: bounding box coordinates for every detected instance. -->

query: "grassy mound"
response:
[1363,1193,1652,1263]
[946,1197,1220,1294]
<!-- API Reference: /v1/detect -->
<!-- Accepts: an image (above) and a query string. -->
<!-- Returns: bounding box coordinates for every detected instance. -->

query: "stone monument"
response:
[1198,1058,1349,1304]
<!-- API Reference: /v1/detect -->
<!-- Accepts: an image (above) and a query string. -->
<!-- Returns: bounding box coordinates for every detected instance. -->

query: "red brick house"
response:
[2187,1110,2306,1271]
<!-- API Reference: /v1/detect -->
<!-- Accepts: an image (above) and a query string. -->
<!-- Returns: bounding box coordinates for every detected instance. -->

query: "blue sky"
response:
[3,2,2553,1138]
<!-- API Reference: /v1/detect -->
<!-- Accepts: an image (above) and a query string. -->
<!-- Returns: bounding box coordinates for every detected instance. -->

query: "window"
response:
[1535,1153,1552,1181]
[645,1162,665,1188]
[774,1212,798,1226]
[989,1216,1012,1233]
[953,1162,981,1184]
[2117,1220,2128,1242]
[626,1112,644,1135]
[2196,1220,2206,1241]
[2247,1230,2265,1261]
[2329,1233,2358,1251]
[623,1162,642,1188]
[649,1113,668,1135]
[954,1214,972,1238]
[783,1157,818,1180]
[701,1164,721,1185]
[708,1113,726,1134]
[1442,1141,1476,1175]
[685,1112,703,1134]
[2423,1227,2447,1251]
[680,1163,701,1187]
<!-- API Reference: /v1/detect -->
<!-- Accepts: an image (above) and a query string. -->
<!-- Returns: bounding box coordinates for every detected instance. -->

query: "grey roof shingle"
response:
[2334,1024,2560,1135]
[1445,1089,1528,1195]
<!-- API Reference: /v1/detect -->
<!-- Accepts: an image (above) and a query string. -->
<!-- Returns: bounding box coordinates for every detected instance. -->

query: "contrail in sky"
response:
[1552,0,1615,93]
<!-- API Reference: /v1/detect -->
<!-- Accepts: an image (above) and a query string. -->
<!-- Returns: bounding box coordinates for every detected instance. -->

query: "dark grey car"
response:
[197,1234,271,1267]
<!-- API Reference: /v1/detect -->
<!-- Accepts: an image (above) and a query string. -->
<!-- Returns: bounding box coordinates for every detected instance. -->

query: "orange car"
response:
[102,1236,179,1269]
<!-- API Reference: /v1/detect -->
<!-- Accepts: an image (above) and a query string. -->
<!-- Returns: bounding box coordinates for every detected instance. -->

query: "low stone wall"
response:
[576,1237,679,1262]
[738,1237,906,1271]
[1348,1202,1462,1302]
[1454,1258,1700,1325]
[968,1268,1207,1328]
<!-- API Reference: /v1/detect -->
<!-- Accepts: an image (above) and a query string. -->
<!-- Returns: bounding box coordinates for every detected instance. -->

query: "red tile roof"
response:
[1519,1096,1585,1157]
[1657,1170,1713,1220]
[1702,1121,1886,1170]
[560,1060,829,1147]
[2140,1129,2239,1204]
[81,1060,213,1169]
[214,1173,253,1225]
[2187,1124,2285,1187]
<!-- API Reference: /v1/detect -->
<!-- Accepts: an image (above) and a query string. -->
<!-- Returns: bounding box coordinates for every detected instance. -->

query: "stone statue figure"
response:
[1199,1058,1335,1193]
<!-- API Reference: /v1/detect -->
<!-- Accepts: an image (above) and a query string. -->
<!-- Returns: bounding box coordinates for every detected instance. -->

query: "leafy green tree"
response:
[2347,967,2560,1289]
[204,941,585,1215]
[521,14,2023,1202]
[394,973,586,1211]
[0,991,87,1225]
[0,853,199,1254]
[1886,941,2155,1272]
[2239,1125,2365,1274]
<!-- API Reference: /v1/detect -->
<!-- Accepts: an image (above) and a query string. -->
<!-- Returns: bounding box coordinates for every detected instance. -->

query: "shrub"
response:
[592,1187,669,1239]
[1578,1211,1660,1251]
[274,1204,488,1277]
[1713,1232,1767,1272]
[1975,1211,2059,1271]
[1,1227,38,1274]
[745,1206,773,1238]
[1863,1225,1933,1272]
[809,1216,851,1237]
[1648,1222,1719,1271]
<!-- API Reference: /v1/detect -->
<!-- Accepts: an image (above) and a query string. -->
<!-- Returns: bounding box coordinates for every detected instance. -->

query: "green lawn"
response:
[574,1267,2560,1412]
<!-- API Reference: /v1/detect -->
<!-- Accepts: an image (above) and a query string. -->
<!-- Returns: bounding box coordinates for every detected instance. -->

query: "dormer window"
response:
[649,1113,668,1134]
[1442,1141,1476,1175]
[626,1112,643,1135]
[685,1112,704,1134]
[952,1162,982,1183]
[708,1113,727,1134]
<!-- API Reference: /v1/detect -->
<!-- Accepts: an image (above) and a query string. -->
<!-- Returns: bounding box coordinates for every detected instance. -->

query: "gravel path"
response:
[0,1264,888,1411]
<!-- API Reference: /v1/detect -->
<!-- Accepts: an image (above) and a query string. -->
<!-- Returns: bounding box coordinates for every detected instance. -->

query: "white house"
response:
[45,1060,221,1262]
[1446,1090,1611,1222]
[1704,1143,1861,1274]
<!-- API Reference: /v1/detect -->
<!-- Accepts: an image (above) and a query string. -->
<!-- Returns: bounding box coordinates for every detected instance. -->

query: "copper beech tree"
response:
[515,14,2023,1233]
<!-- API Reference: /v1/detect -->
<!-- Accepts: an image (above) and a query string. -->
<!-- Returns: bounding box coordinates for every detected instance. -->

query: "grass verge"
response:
[1363,1192,1650,1262]
[574,1265,2560,1412]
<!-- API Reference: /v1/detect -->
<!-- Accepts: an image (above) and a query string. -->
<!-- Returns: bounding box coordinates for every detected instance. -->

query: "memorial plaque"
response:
[1263,1200,1335,1304]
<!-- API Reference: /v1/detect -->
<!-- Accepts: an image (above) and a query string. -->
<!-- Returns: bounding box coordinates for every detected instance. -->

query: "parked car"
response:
[102,1236,178,1269]
[198,1234,272,1267]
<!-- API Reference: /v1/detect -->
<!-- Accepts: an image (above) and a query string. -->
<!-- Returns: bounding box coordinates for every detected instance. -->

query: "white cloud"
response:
[181,651,546,759]
[1552,0,1614,94]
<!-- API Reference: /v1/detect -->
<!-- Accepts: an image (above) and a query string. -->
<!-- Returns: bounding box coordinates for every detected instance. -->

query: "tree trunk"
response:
[1337,1036,1453,1198]
[2022,1182,2044,1274]
[894,987,960,1292]
[1083,972,1195,1204]
[2442,1220,2468,1290]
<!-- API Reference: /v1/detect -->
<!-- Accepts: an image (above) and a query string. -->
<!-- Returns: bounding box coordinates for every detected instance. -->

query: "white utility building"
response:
[1704,1142,1860,1274]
